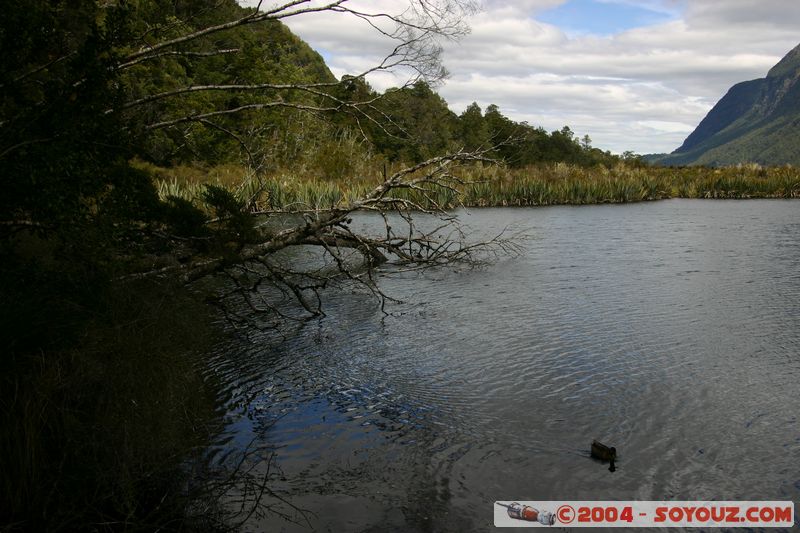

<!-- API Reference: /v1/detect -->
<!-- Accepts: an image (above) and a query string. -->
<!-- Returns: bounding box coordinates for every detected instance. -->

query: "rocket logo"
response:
[496,502,556,525]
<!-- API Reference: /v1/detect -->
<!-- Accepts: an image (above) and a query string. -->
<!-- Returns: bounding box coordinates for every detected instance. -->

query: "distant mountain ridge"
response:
[657,43,800,166]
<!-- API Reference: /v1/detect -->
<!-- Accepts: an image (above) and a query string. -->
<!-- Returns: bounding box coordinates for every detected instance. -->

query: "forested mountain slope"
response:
[659,43,800,166]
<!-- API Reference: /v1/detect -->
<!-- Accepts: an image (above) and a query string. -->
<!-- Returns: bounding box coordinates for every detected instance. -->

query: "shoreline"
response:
[150,162,800,212]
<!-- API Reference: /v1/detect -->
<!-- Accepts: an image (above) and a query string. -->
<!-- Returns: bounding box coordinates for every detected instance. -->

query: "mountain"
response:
[658,43,800,166]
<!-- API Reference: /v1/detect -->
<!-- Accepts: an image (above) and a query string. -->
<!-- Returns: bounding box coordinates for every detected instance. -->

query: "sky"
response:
[241,1,800,154]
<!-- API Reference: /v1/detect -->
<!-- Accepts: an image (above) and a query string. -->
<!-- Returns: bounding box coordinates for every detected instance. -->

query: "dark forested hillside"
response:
[657,42,800,166]
[1,0,613,226]
[120,1,337,166]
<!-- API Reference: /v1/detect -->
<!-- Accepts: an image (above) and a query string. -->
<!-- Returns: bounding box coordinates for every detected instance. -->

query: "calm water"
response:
[206,200,800,531]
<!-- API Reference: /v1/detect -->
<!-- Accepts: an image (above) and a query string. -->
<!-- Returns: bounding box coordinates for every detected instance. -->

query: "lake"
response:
[206,199,800,531]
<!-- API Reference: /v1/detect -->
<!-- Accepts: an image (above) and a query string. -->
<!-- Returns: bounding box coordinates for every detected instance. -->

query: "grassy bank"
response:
[462,163,800,206]
[144,161,800,212]
[0,251,222,531]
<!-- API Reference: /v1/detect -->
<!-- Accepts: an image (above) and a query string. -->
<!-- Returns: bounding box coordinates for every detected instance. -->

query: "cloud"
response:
[685,0,800,30]
[241,1,800,154]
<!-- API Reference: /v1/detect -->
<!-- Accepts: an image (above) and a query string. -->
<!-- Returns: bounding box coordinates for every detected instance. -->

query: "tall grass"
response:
[0,266,221,531]
[460,164,799,207]
[146,160,799,214]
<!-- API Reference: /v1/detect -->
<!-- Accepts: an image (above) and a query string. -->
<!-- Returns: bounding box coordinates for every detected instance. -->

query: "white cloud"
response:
[241,1,800,154]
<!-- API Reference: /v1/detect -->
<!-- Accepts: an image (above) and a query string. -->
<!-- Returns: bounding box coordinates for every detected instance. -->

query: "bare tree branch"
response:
[123,146,509,282]
[107,1,516,329]
[197,118,257,167]
[144,101,338,130]
[115,48,240,71]
[0,52,76,89]
[120,81,340,112]
[120,1,347,66]
[0,137,57,160]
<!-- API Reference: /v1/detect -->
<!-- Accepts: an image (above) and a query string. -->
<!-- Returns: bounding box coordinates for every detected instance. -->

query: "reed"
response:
[143,160,800,214]
[455,163,799,206]
[0,272,220,530]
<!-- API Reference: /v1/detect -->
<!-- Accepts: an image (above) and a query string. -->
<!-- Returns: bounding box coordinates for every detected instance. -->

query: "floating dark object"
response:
[591,440,617,472]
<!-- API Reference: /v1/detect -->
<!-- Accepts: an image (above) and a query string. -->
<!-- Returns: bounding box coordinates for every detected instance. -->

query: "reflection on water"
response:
[206,200,800,531]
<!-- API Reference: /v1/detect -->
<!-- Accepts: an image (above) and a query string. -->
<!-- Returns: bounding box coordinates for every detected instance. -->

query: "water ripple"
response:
[207,200,800,532]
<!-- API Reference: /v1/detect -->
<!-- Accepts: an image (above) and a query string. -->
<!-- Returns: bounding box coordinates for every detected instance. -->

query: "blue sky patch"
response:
[538,0,677,36]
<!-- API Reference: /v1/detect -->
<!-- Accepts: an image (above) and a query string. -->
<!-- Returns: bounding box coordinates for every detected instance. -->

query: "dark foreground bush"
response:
[0,247,221,532]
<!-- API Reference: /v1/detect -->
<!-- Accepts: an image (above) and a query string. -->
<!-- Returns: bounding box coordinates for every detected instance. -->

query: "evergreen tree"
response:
[459,102,490,151]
